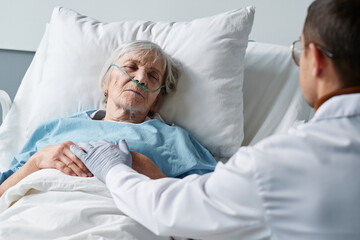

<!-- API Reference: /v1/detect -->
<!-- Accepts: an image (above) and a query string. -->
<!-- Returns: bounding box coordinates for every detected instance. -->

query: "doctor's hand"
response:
[29,141,93,177]
[70,139,132,183]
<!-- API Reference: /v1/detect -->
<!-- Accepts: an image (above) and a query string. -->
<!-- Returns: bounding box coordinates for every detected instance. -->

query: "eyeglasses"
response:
[291,39,335,67]
[109,64,166,93]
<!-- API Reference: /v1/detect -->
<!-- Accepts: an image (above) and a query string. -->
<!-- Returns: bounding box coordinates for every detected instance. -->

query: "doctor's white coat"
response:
[106,93,360,240]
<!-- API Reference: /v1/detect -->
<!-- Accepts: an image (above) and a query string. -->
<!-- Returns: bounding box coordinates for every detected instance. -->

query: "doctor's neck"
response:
[312,70,360,111]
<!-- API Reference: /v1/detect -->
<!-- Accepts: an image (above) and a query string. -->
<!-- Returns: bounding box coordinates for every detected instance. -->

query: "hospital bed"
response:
[0,6,313,239]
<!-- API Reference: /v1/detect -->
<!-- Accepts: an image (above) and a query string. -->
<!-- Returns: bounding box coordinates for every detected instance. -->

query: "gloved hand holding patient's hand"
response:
[70,139,132,183]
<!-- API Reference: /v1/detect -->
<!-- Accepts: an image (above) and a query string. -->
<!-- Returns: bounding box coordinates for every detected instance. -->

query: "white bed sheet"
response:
[0,169,174,240]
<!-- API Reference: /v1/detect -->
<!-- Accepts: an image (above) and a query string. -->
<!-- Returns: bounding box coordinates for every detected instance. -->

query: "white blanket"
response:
[0,169,171,240]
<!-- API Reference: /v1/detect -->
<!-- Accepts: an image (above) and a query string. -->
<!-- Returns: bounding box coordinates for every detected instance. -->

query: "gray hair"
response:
[100,41,180,97]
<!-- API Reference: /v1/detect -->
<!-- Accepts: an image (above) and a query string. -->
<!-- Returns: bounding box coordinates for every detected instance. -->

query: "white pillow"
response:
[242,42,313,146]
[0,26,49,171]
[26,6,255,158]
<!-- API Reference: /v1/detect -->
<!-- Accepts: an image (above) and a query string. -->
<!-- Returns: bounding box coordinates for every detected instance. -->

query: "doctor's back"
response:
[245,92,360,239]
[233,0,360,237]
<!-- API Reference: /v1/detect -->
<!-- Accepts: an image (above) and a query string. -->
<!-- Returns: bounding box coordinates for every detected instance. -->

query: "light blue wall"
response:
[0,49,34,123]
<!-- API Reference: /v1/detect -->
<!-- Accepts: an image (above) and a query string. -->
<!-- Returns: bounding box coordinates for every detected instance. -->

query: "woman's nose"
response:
[134,79,145,86]
[133,70,147,86]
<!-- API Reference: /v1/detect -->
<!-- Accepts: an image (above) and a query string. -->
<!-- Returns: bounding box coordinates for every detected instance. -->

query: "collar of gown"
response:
[314,86,360,111]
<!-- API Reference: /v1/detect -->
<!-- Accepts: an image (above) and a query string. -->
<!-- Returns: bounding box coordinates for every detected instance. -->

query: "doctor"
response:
[71,0,360,239]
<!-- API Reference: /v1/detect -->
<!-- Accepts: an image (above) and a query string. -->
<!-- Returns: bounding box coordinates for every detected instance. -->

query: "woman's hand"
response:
[131,152,166,179]
[0,141,92,196]
[29,141,92,177]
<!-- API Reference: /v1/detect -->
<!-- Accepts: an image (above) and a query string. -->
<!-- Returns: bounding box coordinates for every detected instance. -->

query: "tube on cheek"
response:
[110,64,165,93]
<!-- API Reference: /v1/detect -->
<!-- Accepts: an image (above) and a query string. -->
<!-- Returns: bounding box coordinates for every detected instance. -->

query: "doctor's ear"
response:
[308,43,326,77]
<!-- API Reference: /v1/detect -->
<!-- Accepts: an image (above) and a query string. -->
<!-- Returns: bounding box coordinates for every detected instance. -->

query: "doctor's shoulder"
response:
[247,116,357,166]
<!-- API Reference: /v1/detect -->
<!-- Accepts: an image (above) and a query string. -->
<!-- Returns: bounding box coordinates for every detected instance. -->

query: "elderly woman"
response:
[0,41,216,196]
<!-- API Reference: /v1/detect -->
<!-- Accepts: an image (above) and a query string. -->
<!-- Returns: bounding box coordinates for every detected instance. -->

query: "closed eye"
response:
[151,75,159,81]
[149,72,160,82]
[124,65,137,71]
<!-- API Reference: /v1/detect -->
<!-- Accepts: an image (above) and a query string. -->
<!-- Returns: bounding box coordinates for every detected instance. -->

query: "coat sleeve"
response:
[105,148,270,239]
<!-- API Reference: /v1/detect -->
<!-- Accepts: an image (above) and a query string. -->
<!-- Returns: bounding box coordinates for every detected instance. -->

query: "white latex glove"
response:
[70,139,132,183]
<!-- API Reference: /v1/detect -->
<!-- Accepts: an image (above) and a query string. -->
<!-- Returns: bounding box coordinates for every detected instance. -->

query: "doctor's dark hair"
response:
[100,41,180,97]
[303,0,360,86]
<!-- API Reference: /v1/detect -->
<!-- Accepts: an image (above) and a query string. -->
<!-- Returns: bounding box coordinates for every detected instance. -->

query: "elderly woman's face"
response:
[105,50,165,115]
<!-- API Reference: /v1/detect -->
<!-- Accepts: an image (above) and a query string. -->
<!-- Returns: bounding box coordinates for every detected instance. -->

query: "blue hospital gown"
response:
[0,110,216,184]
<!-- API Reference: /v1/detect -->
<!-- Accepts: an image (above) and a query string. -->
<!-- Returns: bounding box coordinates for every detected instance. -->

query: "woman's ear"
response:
[101,83,107,94]
[101,67,113,93]
[102,83,109,104]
